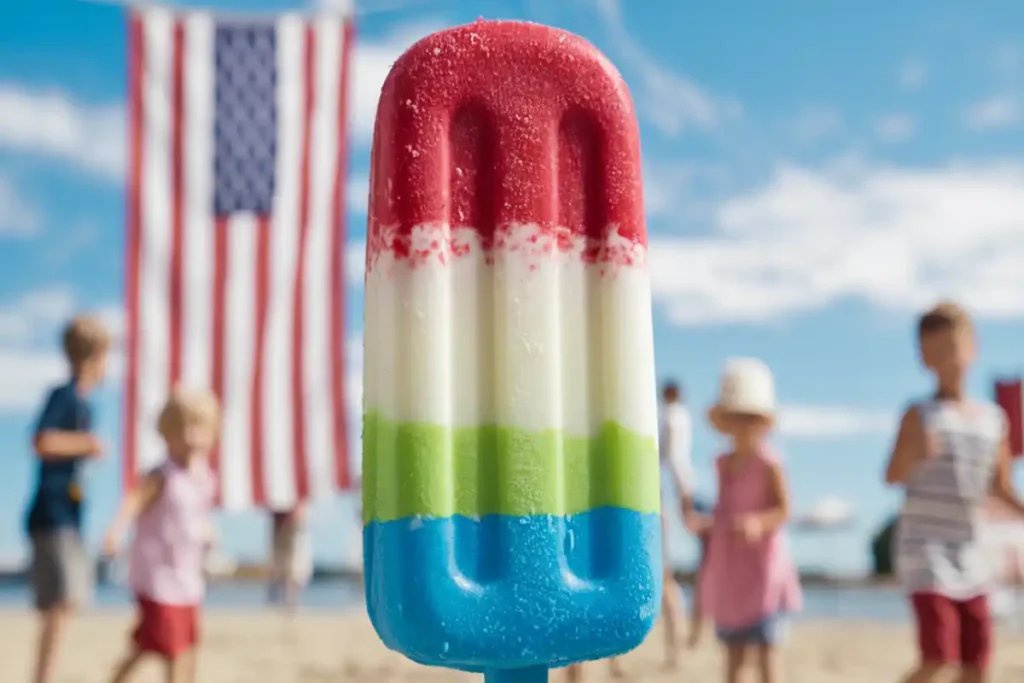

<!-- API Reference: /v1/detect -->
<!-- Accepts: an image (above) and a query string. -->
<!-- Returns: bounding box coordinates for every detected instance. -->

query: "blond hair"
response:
[917,300,972,339]
[63,315,111,370]
[157,388,221,439]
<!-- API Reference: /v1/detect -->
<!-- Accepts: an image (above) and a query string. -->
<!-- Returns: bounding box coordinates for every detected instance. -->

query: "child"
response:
[660,379,715,650]
[698,358,802,683]
[103,389,220,683]
[657,380,693,664]
[27,315,110,683]
[885,302,1024,683]
[268,502,312,612]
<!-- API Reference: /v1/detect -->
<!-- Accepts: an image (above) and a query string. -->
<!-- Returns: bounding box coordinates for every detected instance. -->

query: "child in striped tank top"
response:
[103,389,220,683]
[885,302,1024,683]
[697,358,802,683]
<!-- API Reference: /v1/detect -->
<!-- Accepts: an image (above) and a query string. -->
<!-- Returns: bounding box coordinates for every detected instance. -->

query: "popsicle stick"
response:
[484,666,548,683]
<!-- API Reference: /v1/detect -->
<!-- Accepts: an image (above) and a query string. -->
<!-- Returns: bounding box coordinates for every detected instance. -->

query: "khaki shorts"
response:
[30,528,92,611]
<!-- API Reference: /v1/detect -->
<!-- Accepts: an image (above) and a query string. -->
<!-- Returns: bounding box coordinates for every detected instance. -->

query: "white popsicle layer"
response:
[363,224,658,439]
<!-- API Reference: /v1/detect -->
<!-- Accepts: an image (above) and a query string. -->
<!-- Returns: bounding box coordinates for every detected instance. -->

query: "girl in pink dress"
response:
[102,389,219,683]
[698,359,802,683]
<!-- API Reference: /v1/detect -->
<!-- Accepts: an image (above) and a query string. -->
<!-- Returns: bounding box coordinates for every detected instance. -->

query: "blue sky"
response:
[1,0,1024,575]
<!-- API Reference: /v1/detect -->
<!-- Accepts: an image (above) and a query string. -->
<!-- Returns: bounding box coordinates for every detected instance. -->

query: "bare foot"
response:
[609,660,625,679]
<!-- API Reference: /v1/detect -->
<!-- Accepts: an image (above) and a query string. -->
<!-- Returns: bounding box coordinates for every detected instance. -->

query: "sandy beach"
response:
[2,609,1024,682]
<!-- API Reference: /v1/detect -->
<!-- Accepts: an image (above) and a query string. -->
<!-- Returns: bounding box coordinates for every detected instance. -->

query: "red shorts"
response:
[132,595,200,658]
[910,592,992,670]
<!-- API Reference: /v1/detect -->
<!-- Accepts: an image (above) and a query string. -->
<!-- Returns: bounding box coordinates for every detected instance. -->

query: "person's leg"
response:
[754,616,783,683]
[756,645,777,683]
[688,531,709,648]
[608,656,624,678]
[164,655,188,683]
[658,512,681,667]
[901,593,957,683]
[108,648,145,683]
[725,644,749,683]
[661,566,681,667]
[168,649,197,683]
[564,663,582,683]
[956,594,992,683]
[32,607,68,683]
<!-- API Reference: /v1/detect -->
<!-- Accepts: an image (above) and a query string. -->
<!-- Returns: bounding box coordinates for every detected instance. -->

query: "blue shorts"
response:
[715,614,784,646]
[691,496,713,515]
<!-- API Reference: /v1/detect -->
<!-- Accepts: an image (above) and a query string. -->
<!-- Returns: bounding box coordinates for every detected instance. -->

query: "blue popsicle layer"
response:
[363,507,662,672]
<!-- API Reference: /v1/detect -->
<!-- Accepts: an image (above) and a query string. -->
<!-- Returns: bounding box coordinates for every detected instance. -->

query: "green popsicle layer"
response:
[362,411,660,524]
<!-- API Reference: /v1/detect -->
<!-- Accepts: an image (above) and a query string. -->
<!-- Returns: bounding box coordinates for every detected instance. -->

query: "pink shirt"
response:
[699,447,802,629]
[128,459,215,605]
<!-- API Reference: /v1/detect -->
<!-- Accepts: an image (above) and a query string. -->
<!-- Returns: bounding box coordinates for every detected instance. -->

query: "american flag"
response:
[996,379,1023,459]
[124,6,354,510]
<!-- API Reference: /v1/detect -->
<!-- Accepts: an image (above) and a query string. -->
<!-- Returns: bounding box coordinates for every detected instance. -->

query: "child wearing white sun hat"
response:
[698,358,802,683]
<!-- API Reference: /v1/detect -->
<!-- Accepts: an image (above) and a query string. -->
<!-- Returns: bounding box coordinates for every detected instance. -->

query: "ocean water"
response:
[0,580,914,621]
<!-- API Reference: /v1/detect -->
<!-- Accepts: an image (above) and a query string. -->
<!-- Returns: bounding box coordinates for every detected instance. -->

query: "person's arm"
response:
[990,430,1024,516]
[757,460,791,532]
[884,405,924,485]
[32,389,100,461]
[103,472,164,555]
[34,431,101,460]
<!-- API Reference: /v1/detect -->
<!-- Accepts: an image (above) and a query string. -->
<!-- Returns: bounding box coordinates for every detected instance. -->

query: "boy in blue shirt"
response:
[27,315,109,683]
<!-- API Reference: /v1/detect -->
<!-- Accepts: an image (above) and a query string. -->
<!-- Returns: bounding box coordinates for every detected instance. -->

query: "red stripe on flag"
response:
[996,379,1023,459]
[124,12,146,493]
[168,20,186,390]
[250,216,271,506]
[211,217,230,506]
[290,24,316,502]
[330,19,354,491]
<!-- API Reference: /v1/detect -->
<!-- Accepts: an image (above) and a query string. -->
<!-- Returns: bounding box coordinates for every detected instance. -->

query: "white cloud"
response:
[777,405,895,439]
[348,160,1024,327]
[0,174,40,236]
[897,59,927,91]
[965,94,1020,130]
[0,84,124,180]
[648,159,1024,325]
[791,106,843,145]
[349,21,445,142]
[0,286,77,345]
[0,20,439,184]
[0,288,124,413]
[585,0,740,136]
[874,113,915,143]
[0,349,67,412]
[315,0,353,11]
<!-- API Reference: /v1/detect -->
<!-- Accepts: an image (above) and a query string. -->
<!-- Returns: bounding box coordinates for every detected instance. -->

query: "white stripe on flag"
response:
[182,13,214,395]
[138,9,174,475]
[262,15,305,511]
[221,214,257,511]
[304,18,343,503]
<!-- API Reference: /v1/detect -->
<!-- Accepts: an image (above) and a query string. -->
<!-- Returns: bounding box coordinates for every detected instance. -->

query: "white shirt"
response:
[659,401,694,495]
[895,399,1005,599]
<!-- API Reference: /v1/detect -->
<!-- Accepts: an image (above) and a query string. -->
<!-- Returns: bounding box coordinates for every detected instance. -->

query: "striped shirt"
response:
[894,399,1005,599]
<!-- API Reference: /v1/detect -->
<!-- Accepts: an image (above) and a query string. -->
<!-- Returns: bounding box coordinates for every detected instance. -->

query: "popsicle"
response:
[362,20,661,683]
